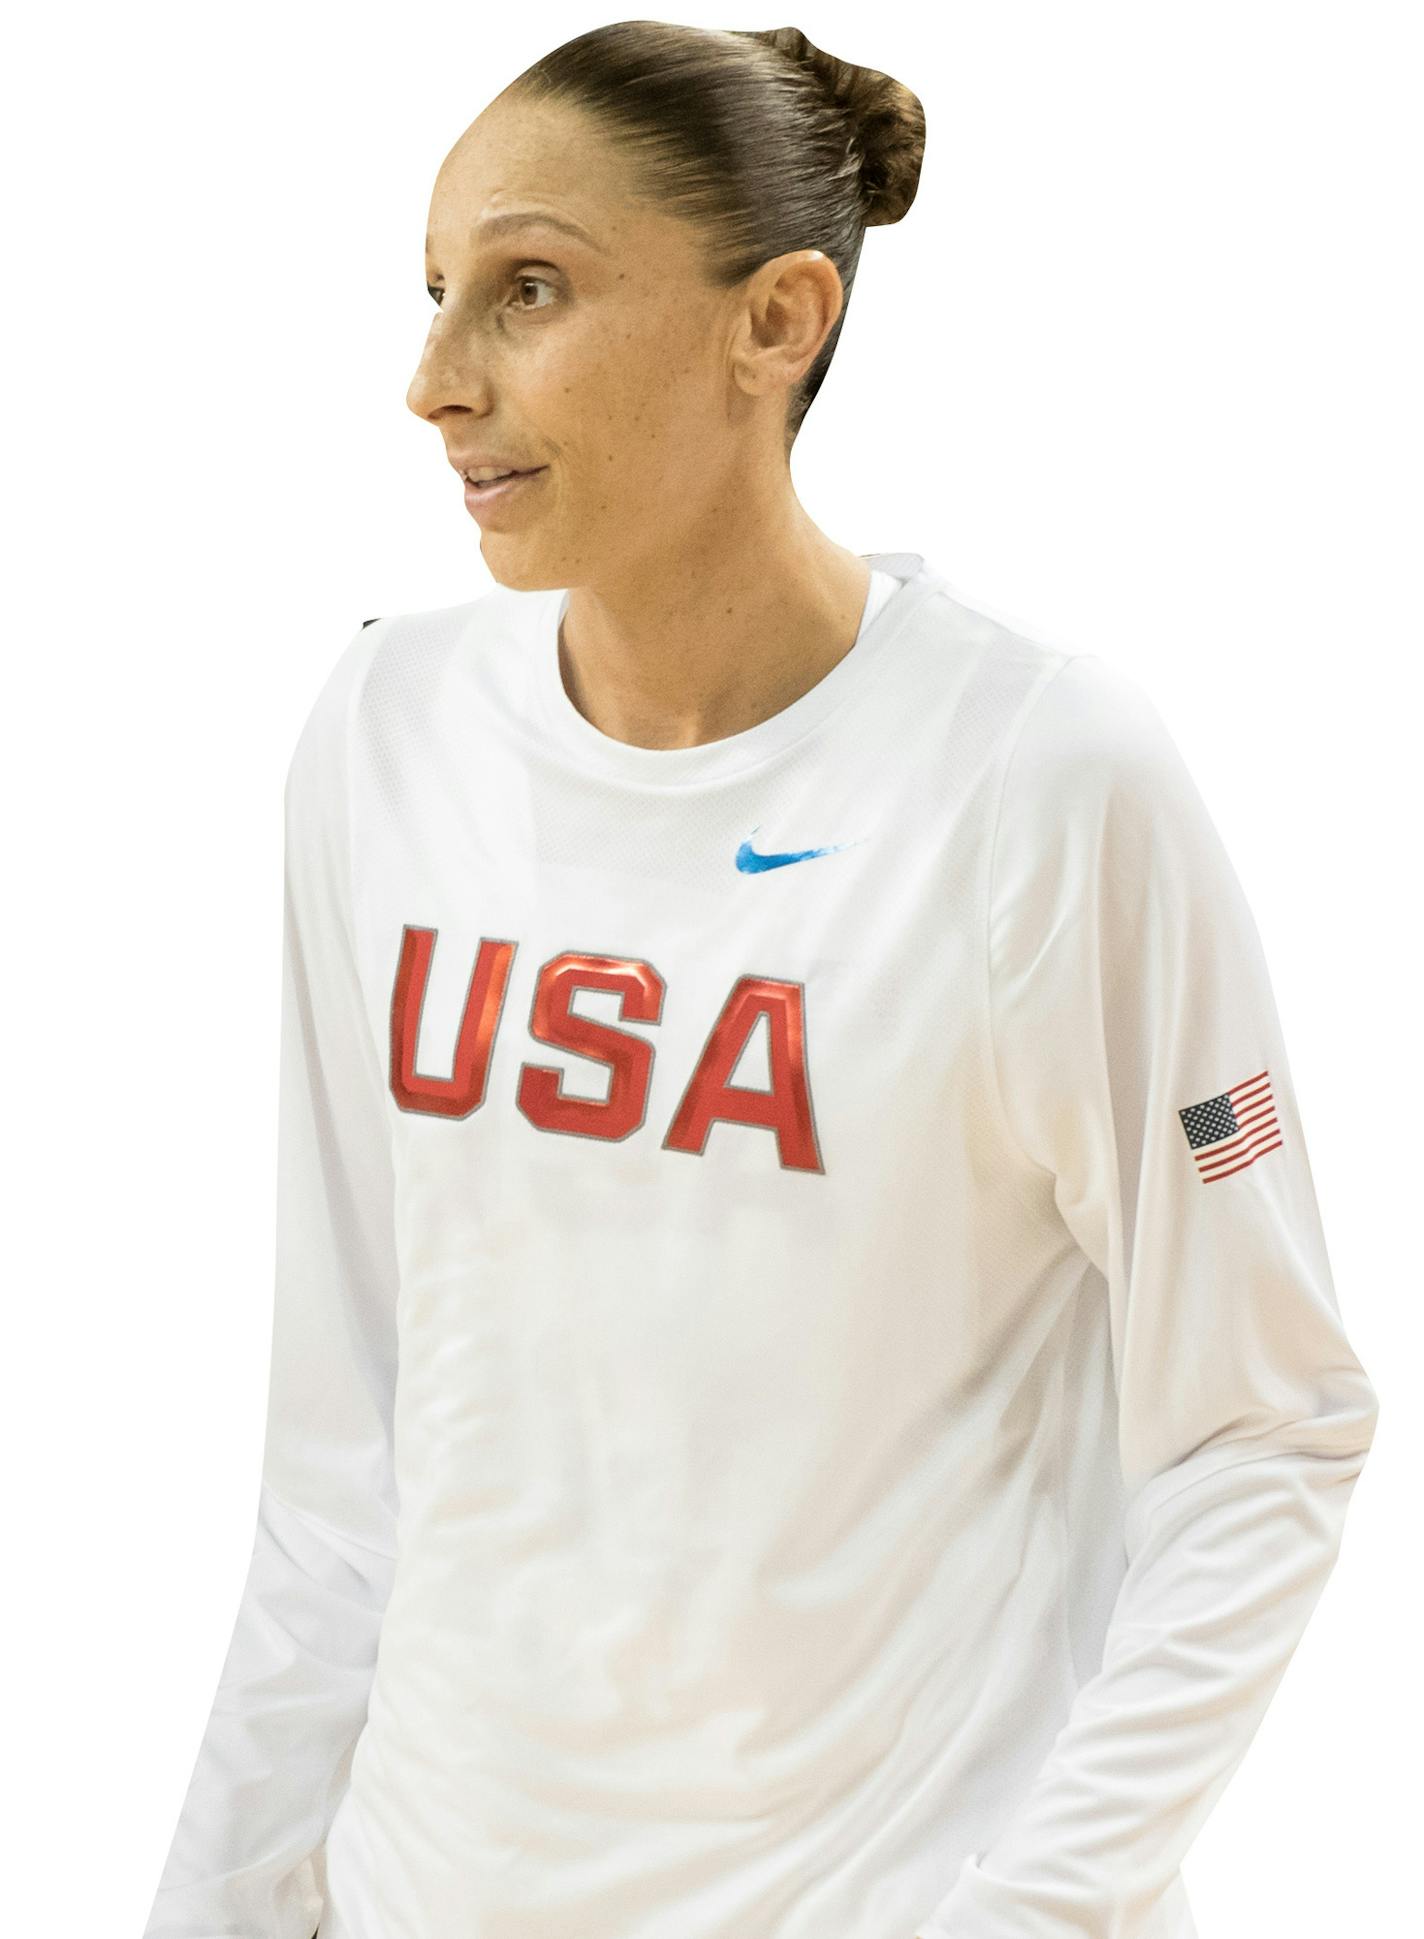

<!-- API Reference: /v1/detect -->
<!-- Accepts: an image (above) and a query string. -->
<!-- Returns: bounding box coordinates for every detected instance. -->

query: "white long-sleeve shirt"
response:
[143,551,1378,1939]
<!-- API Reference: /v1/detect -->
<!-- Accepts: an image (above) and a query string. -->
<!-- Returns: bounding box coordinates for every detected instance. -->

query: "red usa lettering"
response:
[388,926,824,1173]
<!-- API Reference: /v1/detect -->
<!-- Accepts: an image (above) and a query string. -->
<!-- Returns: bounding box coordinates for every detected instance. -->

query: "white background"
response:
[4,4,1417,1934]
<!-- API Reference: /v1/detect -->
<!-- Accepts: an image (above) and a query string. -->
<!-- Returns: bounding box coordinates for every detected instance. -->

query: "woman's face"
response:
[408,89,838,591]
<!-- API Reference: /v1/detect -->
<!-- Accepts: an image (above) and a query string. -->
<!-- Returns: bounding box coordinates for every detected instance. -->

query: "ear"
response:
[730,248,844,401]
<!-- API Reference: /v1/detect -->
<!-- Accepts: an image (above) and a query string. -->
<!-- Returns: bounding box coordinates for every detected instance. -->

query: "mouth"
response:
[462,465,549,515]
[464,465,546,491]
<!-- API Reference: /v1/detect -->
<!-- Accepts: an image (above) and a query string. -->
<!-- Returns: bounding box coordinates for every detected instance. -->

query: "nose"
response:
[406,352,453,423]
[406,325,491,423]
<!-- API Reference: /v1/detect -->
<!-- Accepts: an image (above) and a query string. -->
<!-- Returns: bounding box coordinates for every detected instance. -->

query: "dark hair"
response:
[505,21,926,450]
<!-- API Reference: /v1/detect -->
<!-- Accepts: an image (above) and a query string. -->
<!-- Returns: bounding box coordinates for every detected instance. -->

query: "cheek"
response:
[575,305,718,463]
[530,298,727,523]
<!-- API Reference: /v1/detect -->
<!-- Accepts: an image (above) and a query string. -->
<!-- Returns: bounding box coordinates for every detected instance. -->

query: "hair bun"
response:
[765,27,926,226]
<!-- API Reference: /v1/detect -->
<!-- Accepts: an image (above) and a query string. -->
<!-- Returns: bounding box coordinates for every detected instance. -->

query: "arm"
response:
[919,652,1379,1939]
[143,623,399,1939]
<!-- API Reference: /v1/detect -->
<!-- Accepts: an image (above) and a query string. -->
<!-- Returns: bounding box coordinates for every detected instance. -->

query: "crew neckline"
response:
[531,551,945,787]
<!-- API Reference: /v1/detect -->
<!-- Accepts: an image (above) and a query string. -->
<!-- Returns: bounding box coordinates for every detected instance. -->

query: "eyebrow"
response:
[426,210,608,256]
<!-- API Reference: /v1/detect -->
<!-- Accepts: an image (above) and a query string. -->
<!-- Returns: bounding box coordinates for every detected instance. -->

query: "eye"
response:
[424,272,559,312]
[510,274,557,312]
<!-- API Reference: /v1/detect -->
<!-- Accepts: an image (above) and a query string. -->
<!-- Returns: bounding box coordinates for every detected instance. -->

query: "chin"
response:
[479,552,561,595]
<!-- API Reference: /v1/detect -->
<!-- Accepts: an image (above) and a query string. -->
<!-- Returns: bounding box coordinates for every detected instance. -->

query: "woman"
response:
[144,23,1378,1939]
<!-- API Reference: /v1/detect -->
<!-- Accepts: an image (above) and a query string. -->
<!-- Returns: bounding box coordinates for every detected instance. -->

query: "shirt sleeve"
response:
[919,651,1380,1939]
[143,623,400,1939]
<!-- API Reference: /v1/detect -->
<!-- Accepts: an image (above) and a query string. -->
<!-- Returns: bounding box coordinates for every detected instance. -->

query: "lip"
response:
[448,453,543,478]
[463,465,548,522]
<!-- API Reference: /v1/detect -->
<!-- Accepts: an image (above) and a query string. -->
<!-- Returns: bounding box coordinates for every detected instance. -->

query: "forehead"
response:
[425,93,633,259]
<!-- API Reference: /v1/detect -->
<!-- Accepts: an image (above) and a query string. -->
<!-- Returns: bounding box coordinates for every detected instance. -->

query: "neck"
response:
[556,512,873,751]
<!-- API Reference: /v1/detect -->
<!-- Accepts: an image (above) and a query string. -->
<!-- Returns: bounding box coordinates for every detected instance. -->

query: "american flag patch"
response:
[1178,1068,1283,1182]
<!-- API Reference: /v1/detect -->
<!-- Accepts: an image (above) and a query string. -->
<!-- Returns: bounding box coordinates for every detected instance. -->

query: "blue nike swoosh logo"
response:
[734,826,865,873]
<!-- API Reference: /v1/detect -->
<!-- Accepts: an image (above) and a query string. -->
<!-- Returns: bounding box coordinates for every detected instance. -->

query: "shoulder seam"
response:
[337,622,387,962]
[333,622,396,1148]
[979,651,1085,1180]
